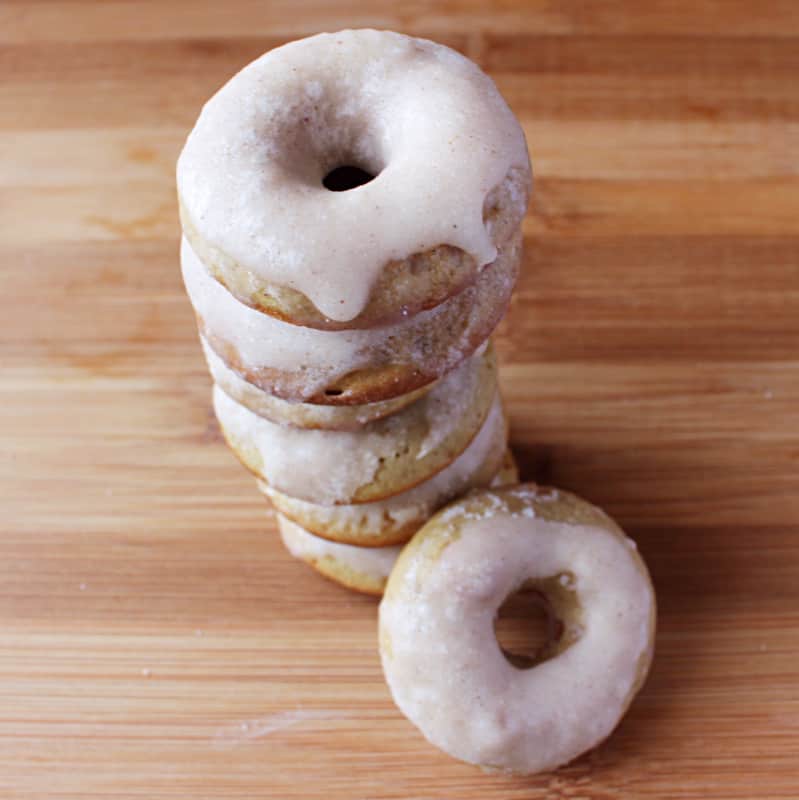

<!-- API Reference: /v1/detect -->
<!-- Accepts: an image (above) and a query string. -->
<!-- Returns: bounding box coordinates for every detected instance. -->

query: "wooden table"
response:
[2,2,798,797]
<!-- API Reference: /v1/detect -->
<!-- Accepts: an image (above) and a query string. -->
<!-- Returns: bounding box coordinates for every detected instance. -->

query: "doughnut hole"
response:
[494,573,583,670]
[323,165,376,191]
[268,88,387,191]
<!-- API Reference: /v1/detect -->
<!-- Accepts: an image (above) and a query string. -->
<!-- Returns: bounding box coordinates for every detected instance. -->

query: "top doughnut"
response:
[177,29,532,329]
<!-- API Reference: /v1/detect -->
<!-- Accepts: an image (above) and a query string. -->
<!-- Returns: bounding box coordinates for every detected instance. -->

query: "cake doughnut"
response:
[379,485,656,775]
[182,232,519,405]
[262,394,509,547]
[213,346,498,505]
[277,513,401,597]
[201,335,435,430]
[177,29,531,330]
[275,452,519,596]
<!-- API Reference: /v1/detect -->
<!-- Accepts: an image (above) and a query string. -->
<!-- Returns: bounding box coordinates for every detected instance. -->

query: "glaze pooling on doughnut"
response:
[182,231,520,404]
[379,485,656,775]
[262,397,510,547]
[180,166,529,330]
[275,451,519,596]
[178,29,531,325]
[213,347,498,505]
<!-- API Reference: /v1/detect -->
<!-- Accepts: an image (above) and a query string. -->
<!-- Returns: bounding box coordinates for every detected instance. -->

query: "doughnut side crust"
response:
[277,513,401,597]
[201,336,434,430]
[185,229,521,405]
[379,484,656,775]
[261,398,510,547]
[180,165,530,329]
[213,347,498,505]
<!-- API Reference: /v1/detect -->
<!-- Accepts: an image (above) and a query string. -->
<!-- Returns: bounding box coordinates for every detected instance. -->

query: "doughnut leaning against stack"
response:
[178,29,656,776]
[380,485,656,775]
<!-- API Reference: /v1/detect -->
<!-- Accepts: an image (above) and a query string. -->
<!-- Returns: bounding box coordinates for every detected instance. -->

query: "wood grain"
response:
[2,2,799,798]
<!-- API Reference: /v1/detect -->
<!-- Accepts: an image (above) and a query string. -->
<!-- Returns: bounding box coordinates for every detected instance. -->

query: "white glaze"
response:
[177,29,530,321]
[182,237,365,382]
[275,449,517,593]
[278,514,401,583]
[213,349,491,505]
[262,394,507,543]
[379,487,655,775]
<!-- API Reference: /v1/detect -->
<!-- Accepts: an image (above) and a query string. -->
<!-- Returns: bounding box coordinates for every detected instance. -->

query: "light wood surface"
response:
[2,2,799,797]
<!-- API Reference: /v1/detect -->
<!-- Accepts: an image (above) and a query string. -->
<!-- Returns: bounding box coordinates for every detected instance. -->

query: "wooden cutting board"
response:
[2,2,798,797]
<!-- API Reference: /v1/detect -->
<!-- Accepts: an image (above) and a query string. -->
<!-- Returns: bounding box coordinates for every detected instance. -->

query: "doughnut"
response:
[275,451,519,596]
[177,29,531,329]
[261,393,509,547]
[200,336,434,430]
[181,232,519,405]
[213,346,498,505]
[277,513,401,597]
[379,484,656,775]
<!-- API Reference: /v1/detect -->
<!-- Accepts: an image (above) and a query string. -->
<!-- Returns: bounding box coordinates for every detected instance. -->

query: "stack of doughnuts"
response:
[177,29,532,595]
[178,30,657,776]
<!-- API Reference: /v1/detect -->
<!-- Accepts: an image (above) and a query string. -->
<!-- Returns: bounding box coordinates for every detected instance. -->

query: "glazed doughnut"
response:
[213,346,498,505]
[277,513,401,597]
[201,336,434,430]
[275,451,519,596]
[379,485,656,775]
[182,232,519,405]
[262,393,508,547]
[178,29,531,329]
